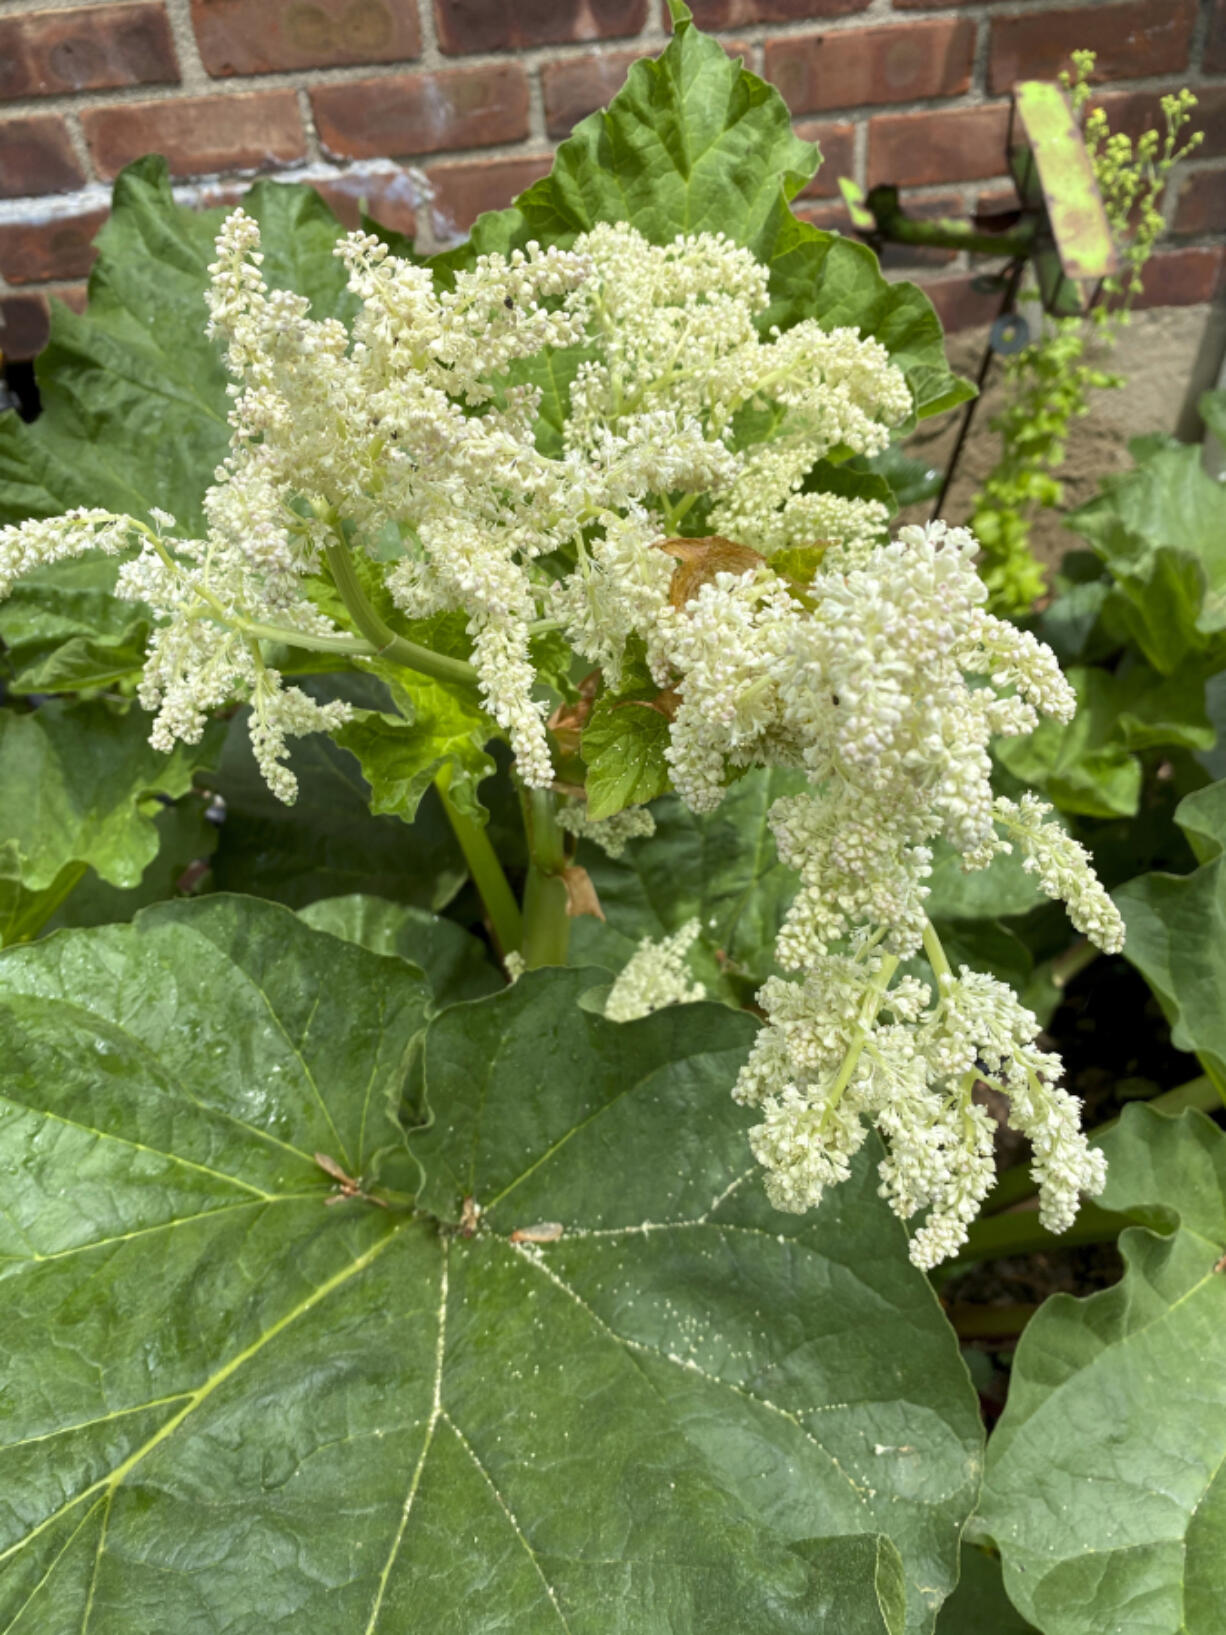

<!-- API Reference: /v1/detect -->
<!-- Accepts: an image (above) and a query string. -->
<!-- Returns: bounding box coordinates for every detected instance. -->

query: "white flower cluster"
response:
[557,803,657,859]
[736,946,1107,1269]
[605,920,707,1022]
[0,209,1122,1262]
[0,217,911,796]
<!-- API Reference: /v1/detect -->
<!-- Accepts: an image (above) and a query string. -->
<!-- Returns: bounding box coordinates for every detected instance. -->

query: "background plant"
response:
[970,53,1201,614]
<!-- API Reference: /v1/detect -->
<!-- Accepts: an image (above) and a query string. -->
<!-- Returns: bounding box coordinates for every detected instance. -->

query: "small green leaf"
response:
[771,541,831,586]
[980,1107,1226,1635]
[581,695,672,820]
[0,699,223,894]
[334,703,495,827]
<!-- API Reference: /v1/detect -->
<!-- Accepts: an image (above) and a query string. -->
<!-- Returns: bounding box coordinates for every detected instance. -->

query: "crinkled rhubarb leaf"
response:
[432,9,968,422]
[1115,780,1226,1087]
[980,1106,1226,1635]
[0,912,979,1633]
[0,698,222,899]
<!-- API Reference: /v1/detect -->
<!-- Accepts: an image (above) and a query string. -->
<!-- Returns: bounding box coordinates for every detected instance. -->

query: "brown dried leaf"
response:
[563,863,605,921]
[655,535,765,609]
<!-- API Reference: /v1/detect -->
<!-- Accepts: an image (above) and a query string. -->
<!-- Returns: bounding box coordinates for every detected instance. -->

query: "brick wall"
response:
[0,0,1223,361]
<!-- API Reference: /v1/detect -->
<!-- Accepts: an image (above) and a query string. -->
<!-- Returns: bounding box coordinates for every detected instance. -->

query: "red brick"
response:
[988,0,1196,95]
[0,3,177,101]
[0,209,107,286]
[1130,245,1225,309]
[795,120,855,199]
[869,104,1011,188]
[427,153,554,240]
[82,92,305,181]
[765,18,975,116]
[312,168,424,237]
[1207,0,1226,74]
[542,51,638,139]
[0,293,50,362]
[191,0,419,77]
[1172,169,1226,238]
[313,65,529,160]
[685,0,869,22]
[197,181,248,211]
[436,0,645,55]
[0,115,85,199]
[916,273,1007,333]
[1089,85,1226,160]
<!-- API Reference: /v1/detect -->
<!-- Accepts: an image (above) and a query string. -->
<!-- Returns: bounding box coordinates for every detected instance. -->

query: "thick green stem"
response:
[941,1199,1131,1274]
[520,787,571,970]
[321,532,479,690]
[982,1074,1222,1217]
[922,917,953,985]
[433,769,522,960]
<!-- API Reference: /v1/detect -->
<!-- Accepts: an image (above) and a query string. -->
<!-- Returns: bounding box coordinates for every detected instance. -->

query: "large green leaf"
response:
[431,9,967,421]
[403,966,981,1631]
[0,699,223,898]
[0,162,354,539]
[1115,780,1226,1086]
[980,1106,1226,1635]
[0,907,980,1632]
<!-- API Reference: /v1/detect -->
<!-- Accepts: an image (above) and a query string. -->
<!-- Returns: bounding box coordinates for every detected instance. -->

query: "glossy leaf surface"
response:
[980,1107,1226,1635]
[0,914,980,1632]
